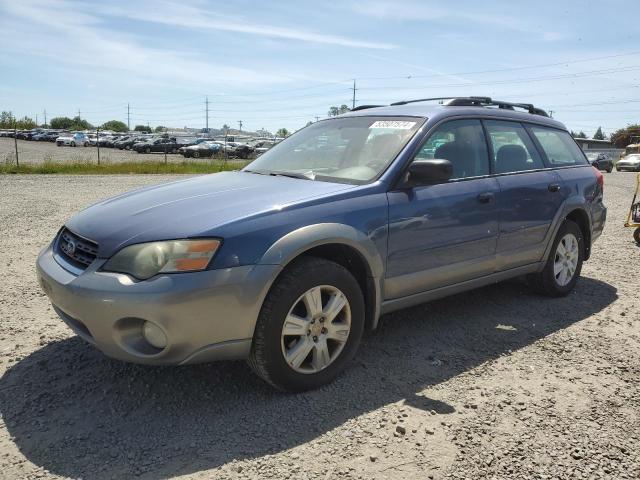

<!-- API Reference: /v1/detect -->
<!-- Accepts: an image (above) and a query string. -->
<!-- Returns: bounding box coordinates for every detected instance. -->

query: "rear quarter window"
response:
[529,126,587,167]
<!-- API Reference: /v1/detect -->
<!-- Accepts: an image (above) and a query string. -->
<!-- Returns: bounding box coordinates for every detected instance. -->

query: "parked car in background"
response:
[133,137,178,154]
[585,152,613,172]
[250,140,276,156]
[56,132,89,147]
[113,135,134,149]
[180,141,222,158]
[616,154,640,172]
[36,96,606,391]
[117,135,147,150]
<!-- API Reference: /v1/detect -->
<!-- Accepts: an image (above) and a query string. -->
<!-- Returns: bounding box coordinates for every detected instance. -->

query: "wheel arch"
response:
[565,208,592,260]
[258,223,384,331]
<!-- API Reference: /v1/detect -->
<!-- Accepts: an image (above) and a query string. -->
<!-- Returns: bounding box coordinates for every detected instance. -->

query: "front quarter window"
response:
[244,116,424,184]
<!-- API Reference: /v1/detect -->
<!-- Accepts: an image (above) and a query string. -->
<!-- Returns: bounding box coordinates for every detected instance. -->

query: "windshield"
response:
[244,116,424,184]
[625,154,640,161]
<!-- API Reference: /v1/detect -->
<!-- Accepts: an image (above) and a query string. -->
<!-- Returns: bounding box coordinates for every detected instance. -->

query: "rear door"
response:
[484,120,567,270]
[385,119,500,299]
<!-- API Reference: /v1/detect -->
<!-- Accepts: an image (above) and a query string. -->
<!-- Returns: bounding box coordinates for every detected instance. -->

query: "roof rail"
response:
[389,96,549,117]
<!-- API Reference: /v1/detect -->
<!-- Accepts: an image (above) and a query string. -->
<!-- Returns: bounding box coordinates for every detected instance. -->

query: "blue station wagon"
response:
[36,97,606,391]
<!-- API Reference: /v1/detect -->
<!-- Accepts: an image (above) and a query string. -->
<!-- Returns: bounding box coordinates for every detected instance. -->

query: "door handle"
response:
[477,192,494,204]
[548,183,560,193]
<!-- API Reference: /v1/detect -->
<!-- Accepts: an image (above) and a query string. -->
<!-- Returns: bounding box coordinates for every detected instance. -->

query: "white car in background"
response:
[56,132,89,147]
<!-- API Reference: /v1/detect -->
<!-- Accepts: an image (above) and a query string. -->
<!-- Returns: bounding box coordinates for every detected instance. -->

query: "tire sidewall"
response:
[256,260,365,391]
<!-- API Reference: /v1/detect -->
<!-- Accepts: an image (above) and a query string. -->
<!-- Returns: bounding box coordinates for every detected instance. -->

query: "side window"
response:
[529,126,588,166]
[414,119,489,179]
[484,120,544,173]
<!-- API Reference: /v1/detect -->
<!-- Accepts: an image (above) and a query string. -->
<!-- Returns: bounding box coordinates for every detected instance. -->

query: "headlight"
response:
[103,239,221,280]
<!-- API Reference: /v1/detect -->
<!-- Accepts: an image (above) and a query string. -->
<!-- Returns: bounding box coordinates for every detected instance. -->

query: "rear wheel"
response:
[70,141,76,147]
[634,227,640,245]
[248,256,364,392]
[193,151,200,158]
[529,219,583,297]
[145,147,151,154]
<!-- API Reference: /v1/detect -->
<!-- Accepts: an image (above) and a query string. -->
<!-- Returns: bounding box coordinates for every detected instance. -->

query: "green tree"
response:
[276,128,289,138]
[0,111,13,128]
[575,131,587,139]
[101,120,128,132]
[50,116,93,130]
[49,117,74,129]
[13,116,37,129]
[154,126,166,133]
[134,125,151,133]
[221,124,230,131]
[610,124,640,148]
[593,127,605,140]
[328,104,350,116]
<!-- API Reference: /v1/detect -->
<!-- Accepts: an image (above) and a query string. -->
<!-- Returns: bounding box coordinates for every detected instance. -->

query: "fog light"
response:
[142,321,167,349]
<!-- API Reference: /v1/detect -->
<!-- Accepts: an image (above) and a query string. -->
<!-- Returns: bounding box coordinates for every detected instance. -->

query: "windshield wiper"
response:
[268,170,314,180]
[242,169,314,180]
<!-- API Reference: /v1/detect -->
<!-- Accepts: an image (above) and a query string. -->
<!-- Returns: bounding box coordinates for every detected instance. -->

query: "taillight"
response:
[593,166,604,192]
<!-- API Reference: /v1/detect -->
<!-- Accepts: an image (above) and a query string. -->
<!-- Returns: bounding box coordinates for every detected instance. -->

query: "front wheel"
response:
[634,227,640,245]
[248,256,365,392]
[70,141,76,147]
[528,219,583,297]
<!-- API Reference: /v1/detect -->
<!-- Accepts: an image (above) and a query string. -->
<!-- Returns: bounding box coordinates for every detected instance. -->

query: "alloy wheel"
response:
[281,285,351,374]
[554,233,579,286]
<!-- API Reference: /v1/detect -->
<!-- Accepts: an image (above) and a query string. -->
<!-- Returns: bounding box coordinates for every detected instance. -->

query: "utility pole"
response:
[78,109,81,119]
[238,120,242,132]
[315,116,320,122]
[351,79,357,109]
[205,96,209,132]
[43,109,47,127]
[127,103,130,131]
[36,114,38,126]
[13,117,19,167]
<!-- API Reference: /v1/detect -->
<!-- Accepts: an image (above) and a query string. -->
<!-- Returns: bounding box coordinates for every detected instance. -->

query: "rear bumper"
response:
[36,244,279,365]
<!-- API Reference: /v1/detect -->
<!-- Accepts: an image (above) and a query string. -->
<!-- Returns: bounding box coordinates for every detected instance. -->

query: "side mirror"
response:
[406,159,453,186]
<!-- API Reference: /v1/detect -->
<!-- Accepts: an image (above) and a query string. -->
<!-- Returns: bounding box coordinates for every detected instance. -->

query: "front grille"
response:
[55,227,98,269]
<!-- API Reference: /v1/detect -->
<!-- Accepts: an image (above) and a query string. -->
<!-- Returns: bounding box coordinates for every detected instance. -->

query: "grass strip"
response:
[0,160,249,174]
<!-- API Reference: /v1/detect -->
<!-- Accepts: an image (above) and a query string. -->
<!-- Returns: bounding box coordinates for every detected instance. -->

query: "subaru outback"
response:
[36,96,606,391]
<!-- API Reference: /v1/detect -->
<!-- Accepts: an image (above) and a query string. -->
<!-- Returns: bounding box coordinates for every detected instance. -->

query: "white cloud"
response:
[349,1,566,43]
[93,0,396,50]
[0,0,294,88]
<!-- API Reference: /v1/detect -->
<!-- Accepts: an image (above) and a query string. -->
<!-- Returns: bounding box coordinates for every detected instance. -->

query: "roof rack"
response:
[388,96,548,117]
[350,104,385,111]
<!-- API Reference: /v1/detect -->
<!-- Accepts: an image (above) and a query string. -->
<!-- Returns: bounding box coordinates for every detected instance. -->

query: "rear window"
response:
[529,126,587,166]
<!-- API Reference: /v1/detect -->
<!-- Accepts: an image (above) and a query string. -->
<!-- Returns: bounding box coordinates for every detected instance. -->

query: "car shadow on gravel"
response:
[0,276,616,479]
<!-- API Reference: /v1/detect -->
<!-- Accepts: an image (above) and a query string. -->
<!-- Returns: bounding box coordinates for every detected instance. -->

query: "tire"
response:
[70,141,76,147]
[145,147,151,154]
[248,256,365,392]
[193,151,200,158]
[634,227,640,246]
[528,219,584,297]
[607,166,613,173]
[84,142,89,147]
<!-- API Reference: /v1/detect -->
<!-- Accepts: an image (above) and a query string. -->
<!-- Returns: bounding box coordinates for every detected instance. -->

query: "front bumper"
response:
[36,244,279,365]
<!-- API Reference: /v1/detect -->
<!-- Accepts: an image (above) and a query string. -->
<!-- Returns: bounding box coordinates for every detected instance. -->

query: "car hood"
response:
[66,171,356,257]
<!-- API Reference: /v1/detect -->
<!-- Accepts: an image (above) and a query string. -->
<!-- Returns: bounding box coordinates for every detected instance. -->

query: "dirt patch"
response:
[0,172,638,479]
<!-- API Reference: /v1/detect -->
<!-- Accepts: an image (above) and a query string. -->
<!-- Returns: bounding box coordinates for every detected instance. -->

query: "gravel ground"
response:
[0,172,638,480]
[1,138,194,164]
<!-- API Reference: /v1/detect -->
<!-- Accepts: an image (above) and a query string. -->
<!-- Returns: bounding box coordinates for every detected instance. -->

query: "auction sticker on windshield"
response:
[370,120,416,129]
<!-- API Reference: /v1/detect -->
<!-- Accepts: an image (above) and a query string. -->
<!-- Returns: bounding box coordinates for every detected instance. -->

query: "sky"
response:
[1,0,639,135]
